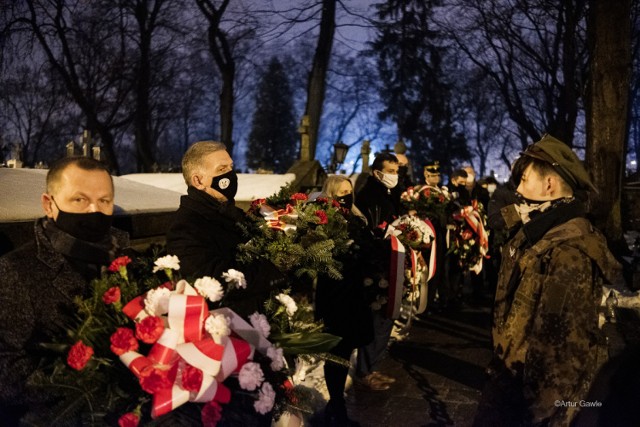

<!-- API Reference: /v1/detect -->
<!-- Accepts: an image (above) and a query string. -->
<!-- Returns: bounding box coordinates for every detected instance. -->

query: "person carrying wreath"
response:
[314,175,377,426]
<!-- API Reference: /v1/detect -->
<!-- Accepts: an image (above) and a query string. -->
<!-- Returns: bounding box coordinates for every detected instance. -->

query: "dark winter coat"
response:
[166,187,284,317]
[315,215,375,349]
[355,175,399,232]
[0,218,129,425]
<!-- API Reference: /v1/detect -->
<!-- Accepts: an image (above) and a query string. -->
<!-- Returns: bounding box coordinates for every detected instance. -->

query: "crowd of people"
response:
[0,135,623,426]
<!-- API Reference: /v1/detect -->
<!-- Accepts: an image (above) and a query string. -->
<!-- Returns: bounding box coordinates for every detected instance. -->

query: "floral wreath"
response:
[37,252,338,426]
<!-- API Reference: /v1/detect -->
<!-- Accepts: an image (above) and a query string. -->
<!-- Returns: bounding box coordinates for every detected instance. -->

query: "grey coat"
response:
[0,218,129,425]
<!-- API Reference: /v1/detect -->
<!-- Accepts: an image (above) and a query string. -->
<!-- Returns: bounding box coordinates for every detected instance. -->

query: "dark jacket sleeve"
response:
[0,252,38,409]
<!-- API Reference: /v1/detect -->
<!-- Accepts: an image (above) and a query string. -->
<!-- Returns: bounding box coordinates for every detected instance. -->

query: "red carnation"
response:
[181,364,203,392]
[314,210,328,224]
[135,316,165,344]
[110,327,139,356]
[461,229,474,240]
[139,365,173,394]
[67,340,94,371]
[102,286,121,305]
[201,401,223,426]
[424,188,431,197]
[109,256,132,272]
[290,193,308,201]
[316,197,329,204]
[332,199,340,208]
[118,412,140,427]
[251,198,266,207]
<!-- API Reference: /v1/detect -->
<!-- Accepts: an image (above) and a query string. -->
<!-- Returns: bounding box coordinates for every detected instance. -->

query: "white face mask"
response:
[375,171,398,189]
[487,184,497,194]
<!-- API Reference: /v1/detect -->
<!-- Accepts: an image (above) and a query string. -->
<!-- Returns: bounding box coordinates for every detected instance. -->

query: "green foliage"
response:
[239,193,351,282]
[246,57,298,173]
[371,0,469,172]
[264,292,341,355]
[28,250,166,425]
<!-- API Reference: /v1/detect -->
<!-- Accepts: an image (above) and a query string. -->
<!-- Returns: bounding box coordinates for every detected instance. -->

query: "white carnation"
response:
[194,276,224,302]
[144,287,171,316]
[275,293,298,317]
[363,277,374,287]
[205,313,231,337]
[152,255,180,273]
[238,362,264,391]
[222,269,247,289]
[249,312,271,338]
[254,382,276,414]
[267,346,285,371]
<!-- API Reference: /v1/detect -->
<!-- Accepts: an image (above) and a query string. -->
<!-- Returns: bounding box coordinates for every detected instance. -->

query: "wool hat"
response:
[522,134,597,192]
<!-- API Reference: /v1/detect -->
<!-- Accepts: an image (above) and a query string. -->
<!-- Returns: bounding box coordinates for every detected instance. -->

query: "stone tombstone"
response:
[298,115,311,161]
[66,140,76,157]
[81,130,92,157]
[361,140,371,173]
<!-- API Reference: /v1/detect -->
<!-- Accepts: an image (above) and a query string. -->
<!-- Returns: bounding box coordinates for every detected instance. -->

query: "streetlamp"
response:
[330,141,349,173]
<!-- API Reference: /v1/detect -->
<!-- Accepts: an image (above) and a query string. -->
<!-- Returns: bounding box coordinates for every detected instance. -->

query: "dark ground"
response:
[307,292,495,427]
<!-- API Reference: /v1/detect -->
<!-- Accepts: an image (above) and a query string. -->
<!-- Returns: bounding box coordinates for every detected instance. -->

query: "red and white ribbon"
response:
[386,235,406,320]
[118,282,273,419]
[457,203,489,273]
[260,204,298,232]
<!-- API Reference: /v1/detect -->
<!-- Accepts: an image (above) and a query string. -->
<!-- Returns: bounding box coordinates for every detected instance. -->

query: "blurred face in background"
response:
[336,180,353,197]
[424,169,441,186]
[463,166,475,189]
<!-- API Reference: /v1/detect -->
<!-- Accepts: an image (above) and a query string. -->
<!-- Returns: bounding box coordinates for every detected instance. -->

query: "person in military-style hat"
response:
[474,133,621,426]
[520,134,597,193]
[423,161,441,187]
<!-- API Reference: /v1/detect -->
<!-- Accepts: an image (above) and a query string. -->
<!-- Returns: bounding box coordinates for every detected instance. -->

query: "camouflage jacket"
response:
[493,216,620,426]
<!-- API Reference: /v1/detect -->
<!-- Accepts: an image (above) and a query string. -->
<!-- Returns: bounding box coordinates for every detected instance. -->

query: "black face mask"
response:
[336,193,353,210]
[51,197,112,242]
[54,208,112,242]
[211,169,238,201]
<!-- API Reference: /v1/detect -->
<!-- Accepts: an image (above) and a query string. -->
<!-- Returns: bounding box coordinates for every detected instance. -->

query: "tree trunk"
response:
[133,0,157,172]
[206,22,235,155]
[304,0,336,160]
[586,0,631,245]
[220,62,235,154]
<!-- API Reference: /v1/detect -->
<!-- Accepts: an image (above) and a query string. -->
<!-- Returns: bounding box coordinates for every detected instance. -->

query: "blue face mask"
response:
[211,169,238,201]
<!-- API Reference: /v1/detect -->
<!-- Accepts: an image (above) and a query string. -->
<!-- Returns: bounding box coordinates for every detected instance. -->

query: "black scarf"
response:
[43,218,118,281]
[186,186,246,223]
[522,197,585,246]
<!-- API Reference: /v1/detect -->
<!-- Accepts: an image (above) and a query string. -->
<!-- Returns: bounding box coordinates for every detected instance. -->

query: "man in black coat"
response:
[0,157,129,425]
[166,141,283,318]
[353,152,400,391]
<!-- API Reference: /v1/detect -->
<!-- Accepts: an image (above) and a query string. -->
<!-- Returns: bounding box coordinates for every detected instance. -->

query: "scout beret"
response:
[423,161,440,173]
[522,134,597,192]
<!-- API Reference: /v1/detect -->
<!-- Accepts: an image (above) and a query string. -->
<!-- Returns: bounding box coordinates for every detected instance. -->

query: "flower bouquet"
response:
[239,186,352,282]
[400,185,451,226]
[448,200,490,274]
[32,250,338,426]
